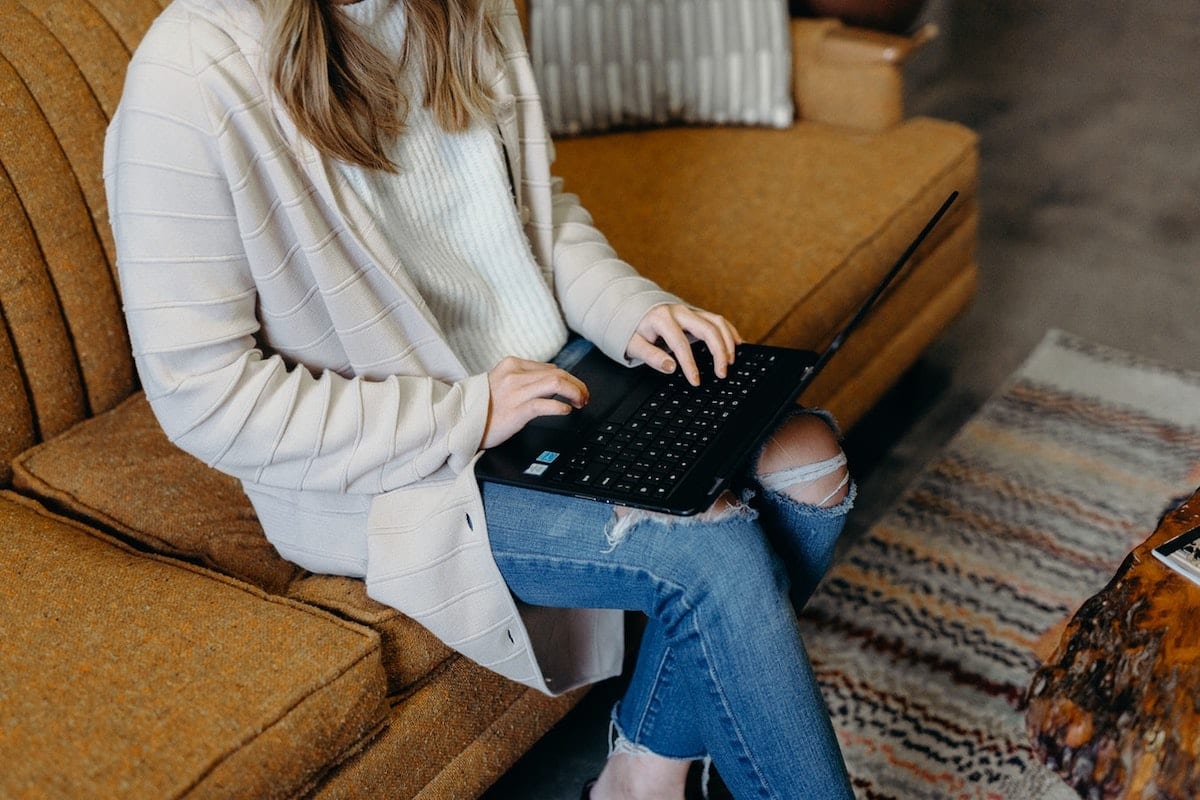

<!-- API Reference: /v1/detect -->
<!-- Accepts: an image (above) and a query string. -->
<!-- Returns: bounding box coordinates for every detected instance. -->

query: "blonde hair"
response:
[260,0,499,172]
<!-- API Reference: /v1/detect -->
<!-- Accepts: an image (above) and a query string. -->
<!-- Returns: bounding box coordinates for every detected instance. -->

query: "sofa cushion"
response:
[312,656,584,798]
[551,115,978,346]
[287,573,456,696]
[12,393,300,595]
[12,393,456,695]
[0,491,386,799]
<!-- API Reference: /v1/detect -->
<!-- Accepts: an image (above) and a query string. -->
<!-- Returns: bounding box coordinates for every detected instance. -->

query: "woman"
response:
[104,0,855,796]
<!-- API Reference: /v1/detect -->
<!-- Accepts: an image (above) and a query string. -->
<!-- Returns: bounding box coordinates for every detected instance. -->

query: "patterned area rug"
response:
[801,330,1200,799]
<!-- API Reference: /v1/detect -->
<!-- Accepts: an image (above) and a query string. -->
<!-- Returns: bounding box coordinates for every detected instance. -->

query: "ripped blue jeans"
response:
[484,416,855,799]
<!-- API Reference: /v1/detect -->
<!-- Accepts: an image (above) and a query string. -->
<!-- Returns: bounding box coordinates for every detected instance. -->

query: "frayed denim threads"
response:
[602,494,757,551]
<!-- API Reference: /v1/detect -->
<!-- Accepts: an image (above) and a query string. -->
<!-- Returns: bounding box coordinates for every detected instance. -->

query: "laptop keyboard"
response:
[544,345,780,501]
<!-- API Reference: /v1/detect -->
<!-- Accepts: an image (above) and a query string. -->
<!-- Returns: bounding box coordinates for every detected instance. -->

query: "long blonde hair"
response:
[260,0,499,172]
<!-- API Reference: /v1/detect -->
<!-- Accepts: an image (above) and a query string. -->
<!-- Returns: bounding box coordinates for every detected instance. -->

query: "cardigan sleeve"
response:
[549,182,684,365]
[104,10,489,495]
[490,0,679,365]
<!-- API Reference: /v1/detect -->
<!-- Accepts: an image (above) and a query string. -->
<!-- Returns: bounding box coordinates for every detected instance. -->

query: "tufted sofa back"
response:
[0,0,173,484]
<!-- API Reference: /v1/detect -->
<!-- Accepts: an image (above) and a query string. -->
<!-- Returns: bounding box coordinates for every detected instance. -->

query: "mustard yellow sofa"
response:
[0,0,976,796]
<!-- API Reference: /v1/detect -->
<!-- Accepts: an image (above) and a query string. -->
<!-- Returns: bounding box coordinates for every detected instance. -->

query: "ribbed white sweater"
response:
[336,0,567,374]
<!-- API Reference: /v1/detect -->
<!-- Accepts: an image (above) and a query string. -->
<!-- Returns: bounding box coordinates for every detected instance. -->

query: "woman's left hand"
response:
[626,304,743,386]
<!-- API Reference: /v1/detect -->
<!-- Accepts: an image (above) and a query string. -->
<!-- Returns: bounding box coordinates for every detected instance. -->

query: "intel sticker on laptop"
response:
[524,452,559,476]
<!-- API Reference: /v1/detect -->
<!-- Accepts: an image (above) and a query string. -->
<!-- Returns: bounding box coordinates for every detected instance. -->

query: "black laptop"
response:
[476,191,958,515]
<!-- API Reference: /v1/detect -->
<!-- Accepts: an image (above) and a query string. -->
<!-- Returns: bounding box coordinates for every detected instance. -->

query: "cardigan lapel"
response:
[195,0,556,383]
[276,0,555,381]
[491,0,556,273]
[199,0,468,381]
[489,54,524,221]
[292,132,468,379]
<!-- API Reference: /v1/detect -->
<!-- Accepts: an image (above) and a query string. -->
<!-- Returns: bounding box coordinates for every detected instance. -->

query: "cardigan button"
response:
[518,205,531,224]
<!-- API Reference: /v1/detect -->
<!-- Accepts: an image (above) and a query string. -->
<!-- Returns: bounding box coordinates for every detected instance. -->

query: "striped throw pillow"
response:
[528,0,795,135]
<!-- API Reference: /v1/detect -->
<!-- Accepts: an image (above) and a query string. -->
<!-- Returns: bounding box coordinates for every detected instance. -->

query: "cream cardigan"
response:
[104,0,680,695]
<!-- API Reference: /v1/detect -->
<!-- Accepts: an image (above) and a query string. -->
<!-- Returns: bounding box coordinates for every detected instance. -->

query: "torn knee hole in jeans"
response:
[602,495,757,550]
[758,452,850,508]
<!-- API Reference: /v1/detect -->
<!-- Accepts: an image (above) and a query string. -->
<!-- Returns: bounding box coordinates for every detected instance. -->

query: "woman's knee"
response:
[754,413,850,508]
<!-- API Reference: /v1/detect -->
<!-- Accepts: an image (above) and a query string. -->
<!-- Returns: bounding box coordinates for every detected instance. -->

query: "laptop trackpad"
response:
[528,351,648,432]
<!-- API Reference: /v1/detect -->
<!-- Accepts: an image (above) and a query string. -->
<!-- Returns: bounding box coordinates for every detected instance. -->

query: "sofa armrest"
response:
[791,18,937,131]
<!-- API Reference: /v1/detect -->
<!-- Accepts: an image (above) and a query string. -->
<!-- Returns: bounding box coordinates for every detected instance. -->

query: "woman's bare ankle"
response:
[590,751,690,800]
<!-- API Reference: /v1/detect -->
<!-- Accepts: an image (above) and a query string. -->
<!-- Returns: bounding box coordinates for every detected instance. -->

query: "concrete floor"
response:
[483,2,1200,797]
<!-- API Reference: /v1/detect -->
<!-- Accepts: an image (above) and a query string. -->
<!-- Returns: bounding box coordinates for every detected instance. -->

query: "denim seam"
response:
[652,571,779,800]
[689,611,777,800]
[631,644,672,741]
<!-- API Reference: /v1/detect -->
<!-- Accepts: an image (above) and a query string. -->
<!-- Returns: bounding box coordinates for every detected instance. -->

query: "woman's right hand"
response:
[482,357,589,449]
